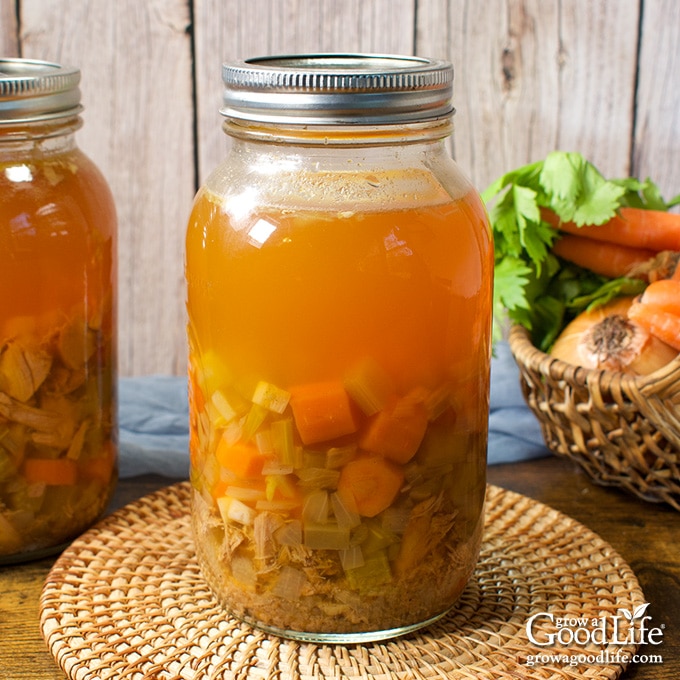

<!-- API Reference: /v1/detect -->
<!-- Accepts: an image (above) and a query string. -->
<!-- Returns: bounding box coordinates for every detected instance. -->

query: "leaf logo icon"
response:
[633,603,650,619]
[618,603,650,621]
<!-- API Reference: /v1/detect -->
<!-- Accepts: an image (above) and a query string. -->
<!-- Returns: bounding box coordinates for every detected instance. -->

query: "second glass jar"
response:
[186,54,493,642]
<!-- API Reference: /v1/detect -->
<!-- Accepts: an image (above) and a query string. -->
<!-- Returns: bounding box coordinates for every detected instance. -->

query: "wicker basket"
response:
[508,323,680,511]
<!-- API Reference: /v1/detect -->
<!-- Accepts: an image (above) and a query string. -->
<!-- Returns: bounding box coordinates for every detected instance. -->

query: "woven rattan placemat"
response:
[40,482,644,680]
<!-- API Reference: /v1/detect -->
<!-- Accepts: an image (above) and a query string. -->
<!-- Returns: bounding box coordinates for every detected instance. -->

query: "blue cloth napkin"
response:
[118,341,549,479]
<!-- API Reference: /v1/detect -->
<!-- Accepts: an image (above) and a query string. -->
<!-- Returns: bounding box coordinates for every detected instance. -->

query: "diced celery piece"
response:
[345,551,392,591]
[326,445,356,469]
[270,418,295,465]
[361,521,399,555]
[272,566,307,600]
[252,381,291,414]
[217,496,256,526]
[211,389,239,424]
[344,358,394,416]
[330,491,361,529]
[303,521,350,550]
[265,474,296,501]
[302,490,329,524]
[275,519,302,546]
[339,545,365,571]
[297,467,340,490]
[241,404,268,441]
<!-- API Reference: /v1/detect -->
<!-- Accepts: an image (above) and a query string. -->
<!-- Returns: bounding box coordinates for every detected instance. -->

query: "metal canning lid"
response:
[222,53,454,125]
[0,58,82,123]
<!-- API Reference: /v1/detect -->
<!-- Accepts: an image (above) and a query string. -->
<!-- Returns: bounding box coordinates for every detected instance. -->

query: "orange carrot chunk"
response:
[337,455,404,517]
[289,381,359,445]
[79,445,116,484]
[628,279,680,351]
[23,458,78,486]
[215,439,265,479]
[359,398,428,464]
[544,207,680,252]
[634,278,680,316]
[552,233,656,279]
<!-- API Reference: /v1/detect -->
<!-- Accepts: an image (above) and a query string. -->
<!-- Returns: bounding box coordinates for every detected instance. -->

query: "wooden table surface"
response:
[1,454,677,679]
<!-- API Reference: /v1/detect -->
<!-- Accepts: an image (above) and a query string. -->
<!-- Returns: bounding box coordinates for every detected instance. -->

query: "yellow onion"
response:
[550,297,679,374]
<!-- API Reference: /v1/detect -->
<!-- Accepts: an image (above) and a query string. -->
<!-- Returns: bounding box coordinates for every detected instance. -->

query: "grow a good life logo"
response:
[524,603,665,668]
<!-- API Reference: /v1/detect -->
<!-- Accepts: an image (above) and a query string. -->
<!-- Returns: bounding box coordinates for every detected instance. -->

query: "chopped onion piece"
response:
[339,545,365,571]
[302,490,329,523]
[261,459,294,476]
[217,496,256,526]
[241,404,268,441]
[211,389,239,424]
[254,429,274,456]
[275,519,302,546]
[326,445,357,469]
[252,381,291,414]
[255,498,301,512]
[225,485,266,502]
[272,566,307,600]
[230,555,256,588]
[304,521,350,550]
[302,450,327,469]
[297,467,340,489]
[254,511,284,560]
[221,419,243,447]
[330,491,361,529]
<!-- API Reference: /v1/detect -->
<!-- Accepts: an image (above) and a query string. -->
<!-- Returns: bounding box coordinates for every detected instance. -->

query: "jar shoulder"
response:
[201,143,475,211]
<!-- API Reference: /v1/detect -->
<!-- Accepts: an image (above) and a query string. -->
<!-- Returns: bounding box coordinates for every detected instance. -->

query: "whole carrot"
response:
[544,207,680,253]
[551,233,656,279]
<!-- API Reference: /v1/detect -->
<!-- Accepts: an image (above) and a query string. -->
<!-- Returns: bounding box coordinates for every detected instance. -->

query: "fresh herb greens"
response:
[482,151,679,351]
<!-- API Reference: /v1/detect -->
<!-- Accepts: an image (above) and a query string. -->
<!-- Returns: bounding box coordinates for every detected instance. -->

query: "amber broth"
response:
[0,149,117,560]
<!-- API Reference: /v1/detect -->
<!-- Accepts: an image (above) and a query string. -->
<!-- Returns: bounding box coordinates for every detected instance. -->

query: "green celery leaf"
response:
[481,159,544,205]
[567,277,646,310]
[539,151,582,211]
[529,295,566,351]
[494,255,532,314]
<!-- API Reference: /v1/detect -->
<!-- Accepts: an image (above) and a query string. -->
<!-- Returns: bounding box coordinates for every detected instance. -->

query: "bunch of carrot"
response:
[547,206,680,352]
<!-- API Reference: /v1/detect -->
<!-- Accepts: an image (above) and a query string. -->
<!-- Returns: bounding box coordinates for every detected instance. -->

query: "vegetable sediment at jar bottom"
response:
[0,306,116,559]
[188,353,487,634]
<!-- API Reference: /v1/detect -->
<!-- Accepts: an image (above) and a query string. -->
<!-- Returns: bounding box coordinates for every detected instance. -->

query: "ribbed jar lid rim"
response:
[0,58,82,123]
[222,53,454,125]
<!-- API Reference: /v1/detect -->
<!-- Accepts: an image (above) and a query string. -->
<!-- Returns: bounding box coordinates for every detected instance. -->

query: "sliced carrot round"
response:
[337,455,404,518]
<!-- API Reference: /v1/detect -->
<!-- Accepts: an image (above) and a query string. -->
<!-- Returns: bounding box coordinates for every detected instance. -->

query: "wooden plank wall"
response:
[1,0,679,376]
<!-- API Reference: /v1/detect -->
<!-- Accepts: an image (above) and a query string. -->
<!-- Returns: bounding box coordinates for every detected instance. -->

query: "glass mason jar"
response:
[186,54,493,642]
[0,59,117,563]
